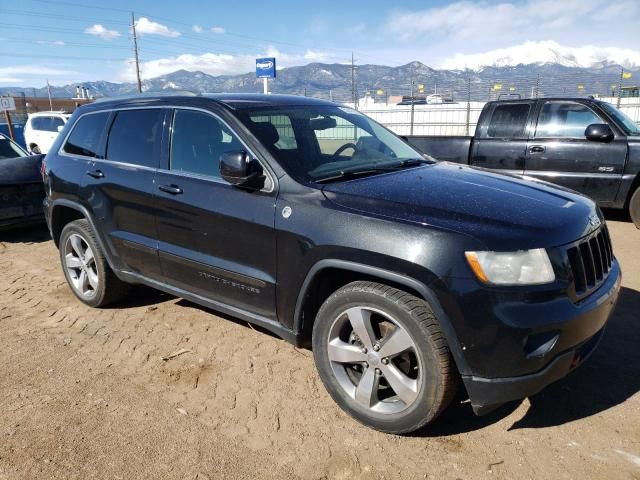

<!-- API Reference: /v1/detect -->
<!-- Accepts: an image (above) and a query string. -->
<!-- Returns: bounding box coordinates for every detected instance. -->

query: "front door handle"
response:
[528,145,546,153]
[87,169,104,179]
[159,184,183,195]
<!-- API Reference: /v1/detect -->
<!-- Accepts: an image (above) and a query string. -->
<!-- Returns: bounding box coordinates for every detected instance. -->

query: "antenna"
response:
[131,12,142,93]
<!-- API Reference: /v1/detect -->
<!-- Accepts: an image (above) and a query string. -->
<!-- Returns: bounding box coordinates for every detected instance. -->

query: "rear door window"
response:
[106,109,165,168]
[535,102,602,138]
[486,104,531,138]
[63,112,110,158]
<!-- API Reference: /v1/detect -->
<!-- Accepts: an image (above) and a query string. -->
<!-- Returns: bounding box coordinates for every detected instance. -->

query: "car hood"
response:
[321,162,601,250]
[0,154,44,186]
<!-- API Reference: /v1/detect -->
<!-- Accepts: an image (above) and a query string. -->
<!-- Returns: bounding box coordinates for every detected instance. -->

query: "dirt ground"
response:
[0,215,639,480]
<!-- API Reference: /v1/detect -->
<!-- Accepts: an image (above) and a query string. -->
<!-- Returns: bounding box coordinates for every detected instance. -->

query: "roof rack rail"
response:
[93,90,200,103]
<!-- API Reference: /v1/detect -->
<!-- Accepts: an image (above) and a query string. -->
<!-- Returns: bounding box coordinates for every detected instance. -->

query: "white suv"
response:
[24,111,71,154]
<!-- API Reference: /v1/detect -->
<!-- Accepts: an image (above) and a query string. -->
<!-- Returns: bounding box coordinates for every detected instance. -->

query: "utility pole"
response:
[46,79,53,111]
[617,66,624,108]
[131,12,142,93]
[409,66,415,136]
[351,52,358,110]
[465,77,471,136]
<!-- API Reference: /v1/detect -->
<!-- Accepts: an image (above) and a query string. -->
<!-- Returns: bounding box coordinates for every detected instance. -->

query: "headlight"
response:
[465,249,555,285]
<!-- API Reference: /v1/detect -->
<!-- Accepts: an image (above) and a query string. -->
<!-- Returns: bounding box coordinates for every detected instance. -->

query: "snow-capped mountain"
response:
[441,41,640,71]
[2,60,638,103]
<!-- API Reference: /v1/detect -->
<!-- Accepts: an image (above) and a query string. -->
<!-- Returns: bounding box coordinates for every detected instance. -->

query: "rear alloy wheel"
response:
[59,219,129,307]
[64,233,99,300]
[312,281,458,434]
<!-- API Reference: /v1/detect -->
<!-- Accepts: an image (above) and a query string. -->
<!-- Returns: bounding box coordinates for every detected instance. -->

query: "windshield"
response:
[599,102,640,135]
[236,105,428,183]
[0,137,28,160]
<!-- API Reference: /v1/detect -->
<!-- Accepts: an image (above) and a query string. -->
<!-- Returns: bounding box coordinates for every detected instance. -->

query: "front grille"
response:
[566,225,613,299]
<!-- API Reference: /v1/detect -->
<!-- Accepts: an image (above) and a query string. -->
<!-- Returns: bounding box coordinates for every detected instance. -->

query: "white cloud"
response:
[192,25,203,33]
[210,26,225,34]
[36,40,66,46]
[0,66,78,76]
[390,0,583,39]
[441,40,640,70]
[118,47,335,81]
[84,24,121,41]
[0,65,81,84]
[135,17,180,37]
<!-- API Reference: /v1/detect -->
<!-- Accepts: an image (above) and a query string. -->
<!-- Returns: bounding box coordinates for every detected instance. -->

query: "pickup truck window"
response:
[599,102,640,135]
[487,104,530,138]
[535,102,602,138]
[170,109,243,179]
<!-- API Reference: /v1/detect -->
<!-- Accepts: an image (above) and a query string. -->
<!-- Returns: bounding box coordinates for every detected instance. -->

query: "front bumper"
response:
[455,261,621,414]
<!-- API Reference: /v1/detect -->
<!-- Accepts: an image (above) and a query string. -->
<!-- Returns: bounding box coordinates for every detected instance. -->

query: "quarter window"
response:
[535,102,602,138]
[486,104,531,138]
[170,109,242,178]
[106,109,164,168]
[63,112,110,158]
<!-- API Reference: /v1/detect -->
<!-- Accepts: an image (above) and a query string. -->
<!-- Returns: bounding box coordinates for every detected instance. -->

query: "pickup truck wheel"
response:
[59,219,129,307]
[30,144,41,154]
[312,281,457,434]
[630,186,640,229]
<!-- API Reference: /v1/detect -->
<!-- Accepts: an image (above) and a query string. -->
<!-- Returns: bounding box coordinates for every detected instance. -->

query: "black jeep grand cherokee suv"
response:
[43,94,621,433]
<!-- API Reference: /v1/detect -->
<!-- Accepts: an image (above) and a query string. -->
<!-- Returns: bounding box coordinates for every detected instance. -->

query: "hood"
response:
[0,155,44,186]
[322,162,601,250]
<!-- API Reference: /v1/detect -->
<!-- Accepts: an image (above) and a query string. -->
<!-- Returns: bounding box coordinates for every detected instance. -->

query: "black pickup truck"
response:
[407,98,640,227]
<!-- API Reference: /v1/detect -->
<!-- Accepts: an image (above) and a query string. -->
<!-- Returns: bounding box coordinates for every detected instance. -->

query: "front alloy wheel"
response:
[313,281,458,434]
[327,306,420,414]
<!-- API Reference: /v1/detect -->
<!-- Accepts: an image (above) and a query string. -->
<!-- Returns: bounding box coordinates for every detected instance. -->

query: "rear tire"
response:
[59,219,129,307]
[629,186,640,229]
[312,281,458,434]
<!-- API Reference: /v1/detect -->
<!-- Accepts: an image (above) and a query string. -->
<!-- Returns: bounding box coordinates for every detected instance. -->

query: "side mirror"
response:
[220,150,265,189]
[585,123,614,142]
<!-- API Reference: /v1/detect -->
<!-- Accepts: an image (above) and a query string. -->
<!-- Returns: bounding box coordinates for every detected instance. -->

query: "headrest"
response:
[250,122,279,146]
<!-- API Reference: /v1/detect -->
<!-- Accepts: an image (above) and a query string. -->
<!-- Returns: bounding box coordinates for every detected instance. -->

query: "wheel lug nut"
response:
[375,368,381,374]
[373,344,380,352]
[382,358,389,365]
[361,347,367,354]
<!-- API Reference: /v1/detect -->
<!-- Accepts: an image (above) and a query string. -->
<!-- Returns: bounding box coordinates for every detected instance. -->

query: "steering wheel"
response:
[333,143,359,157]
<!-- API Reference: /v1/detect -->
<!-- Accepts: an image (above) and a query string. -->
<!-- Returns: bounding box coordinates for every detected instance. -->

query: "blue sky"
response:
[2,0,639,87]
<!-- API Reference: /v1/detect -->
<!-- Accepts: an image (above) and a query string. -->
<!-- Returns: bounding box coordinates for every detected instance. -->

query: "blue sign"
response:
[256,57,276,78]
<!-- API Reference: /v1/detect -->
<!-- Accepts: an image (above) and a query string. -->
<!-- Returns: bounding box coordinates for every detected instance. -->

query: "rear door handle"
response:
[86,169,104,179]
[528,145,546,153]
[159,184,183,195]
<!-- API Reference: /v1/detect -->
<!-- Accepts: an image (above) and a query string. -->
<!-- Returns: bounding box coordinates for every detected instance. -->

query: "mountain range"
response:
[1,61,637,103]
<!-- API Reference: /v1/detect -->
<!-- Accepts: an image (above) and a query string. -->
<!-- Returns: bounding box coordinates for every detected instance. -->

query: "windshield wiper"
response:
[314,159,433,184]
[394,158,434,167]
[314,167,396,184]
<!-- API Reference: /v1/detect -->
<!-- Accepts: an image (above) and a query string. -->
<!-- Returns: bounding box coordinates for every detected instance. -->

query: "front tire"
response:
[312,281,458,434]
[59,219,129,307]
[629,186,640,229]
